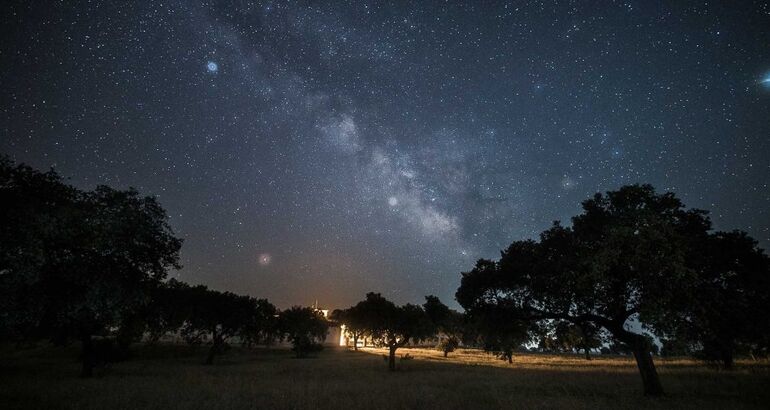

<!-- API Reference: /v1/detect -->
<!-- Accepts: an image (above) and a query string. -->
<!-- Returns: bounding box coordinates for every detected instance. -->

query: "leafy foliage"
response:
[344,293,433,370]
[538,321,603,359]
[660,231,770,368]
[0,157,182,376]
[279,306,329,358]
[330,305,368,350]
[423,295,464,357]
[456,185,716,396]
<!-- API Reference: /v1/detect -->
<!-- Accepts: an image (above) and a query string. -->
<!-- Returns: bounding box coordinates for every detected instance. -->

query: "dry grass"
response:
[1,344,769,409]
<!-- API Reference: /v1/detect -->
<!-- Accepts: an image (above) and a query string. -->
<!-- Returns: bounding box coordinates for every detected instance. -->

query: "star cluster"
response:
[2,1,769,308]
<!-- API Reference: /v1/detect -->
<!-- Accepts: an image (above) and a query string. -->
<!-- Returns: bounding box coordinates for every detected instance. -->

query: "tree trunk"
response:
[721,349,734,370]
[353,334,359,351]
[388,345,397,371]
[444,349,448,358]
[205,343,218,365]
[631,345,663,396]
[80,334,94,378]
[206,331,220,365]
[610,324,664,396]
[116,334,132,361]
[584,346,592,360]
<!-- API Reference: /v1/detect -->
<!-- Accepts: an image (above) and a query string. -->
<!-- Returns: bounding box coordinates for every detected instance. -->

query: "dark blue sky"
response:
[2,1,769,309]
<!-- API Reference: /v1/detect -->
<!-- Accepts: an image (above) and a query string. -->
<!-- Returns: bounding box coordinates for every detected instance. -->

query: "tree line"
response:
[2,157,769,397]
[0,157,329,375]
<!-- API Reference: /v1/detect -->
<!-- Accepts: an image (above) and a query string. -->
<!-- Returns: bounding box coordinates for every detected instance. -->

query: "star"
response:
[207,61,218,73]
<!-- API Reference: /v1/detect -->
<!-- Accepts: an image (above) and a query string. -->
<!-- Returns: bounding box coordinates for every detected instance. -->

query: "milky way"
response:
[2,1,769,308]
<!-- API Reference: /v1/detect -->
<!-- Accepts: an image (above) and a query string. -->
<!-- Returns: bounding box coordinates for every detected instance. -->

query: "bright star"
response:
[207,61,218,73]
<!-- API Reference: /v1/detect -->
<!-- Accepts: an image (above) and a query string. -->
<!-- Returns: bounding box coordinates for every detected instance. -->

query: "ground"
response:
[2,344,769,409]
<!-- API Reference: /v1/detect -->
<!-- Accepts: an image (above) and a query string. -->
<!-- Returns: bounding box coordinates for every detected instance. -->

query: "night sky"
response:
[2,1,769,309]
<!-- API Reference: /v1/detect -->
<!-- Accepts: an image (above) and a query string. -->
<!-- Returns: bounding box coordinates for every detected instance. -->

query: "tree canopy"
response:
[660,230,770,368]
[279,306,329,358]
[456,184,724,396]
[423,295,464,357]
[343,293,433,370]
[0,157,183,376]
[330,305,368,350]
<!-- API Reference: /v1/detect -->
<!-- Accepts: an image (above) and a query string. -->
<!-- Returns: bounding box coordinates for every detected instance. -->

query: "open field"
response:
[2,344,769,409]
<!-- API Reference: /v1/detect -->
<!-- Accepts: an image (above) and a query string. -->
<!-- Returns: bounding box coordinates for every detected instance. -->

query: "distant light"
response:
[207,61,219,73]
[339,324,347,346]
[259,253,271,266]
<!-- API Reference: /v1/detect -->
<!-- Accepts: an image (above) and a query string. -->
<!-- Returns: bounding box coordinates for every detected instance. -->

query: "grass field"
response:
[2,344,769,409]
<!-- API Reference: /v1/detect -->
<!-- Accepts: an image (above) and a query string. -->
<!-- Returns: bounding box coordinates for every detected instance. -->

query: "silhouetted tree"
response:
[142,279,191,344]
[279,306,329,358]
[423,295,464,357]
[330,306,367,350]
[177,284,274,364]
[436,336,460,357]
[0,157,79,342]
[0,158,182,377]
[661,230,770,368]
[240,298,279,348]
[457,185,713,396]
[470,302,530,363]
[354,293,433,370]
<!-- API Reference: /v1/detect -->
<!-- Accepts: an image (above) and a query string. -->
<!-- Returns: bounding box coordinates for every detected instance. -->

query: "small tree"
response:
[470,303,530,364]
[437,337,460,358]
[279,306,328,358]
[240,298,279,348]
[179,284,269,364]
[423,295,464,357]
[354,293,433,370]
[330,306,367,350]
[143,279,192,344]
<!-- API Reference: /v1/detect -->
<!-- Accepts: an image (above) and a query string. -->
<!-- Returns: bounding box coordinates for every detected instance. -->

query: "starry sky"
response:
[2,1,770,309]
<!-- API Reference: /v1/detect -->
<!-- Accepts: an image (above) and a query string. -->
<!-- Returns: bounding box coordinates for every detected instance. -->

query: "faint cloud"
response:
[366,146,459,237]
[412,204,459,236]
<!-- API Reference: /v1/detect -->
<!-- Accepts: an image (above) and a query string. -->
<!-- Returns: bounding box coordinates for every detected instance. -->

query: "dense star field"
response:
[2,1,769,308]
